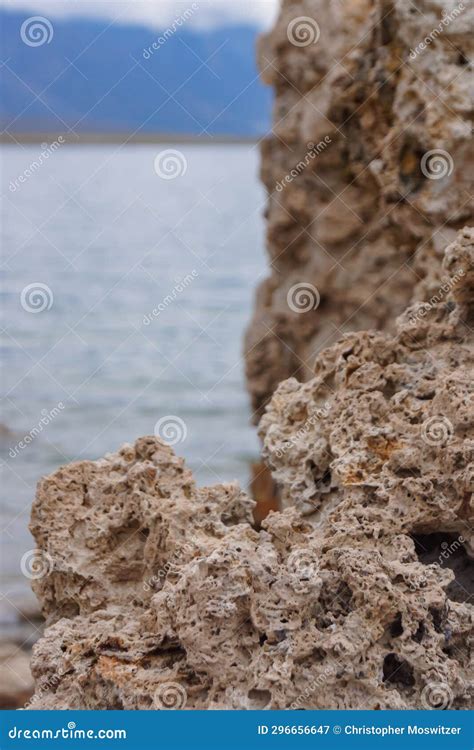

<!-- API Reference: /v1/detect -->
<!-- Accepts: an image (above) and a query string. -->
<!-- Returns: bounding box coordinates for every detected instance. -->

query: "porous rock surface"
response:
[245,0,473,419]
[260,227,474,530]
[27,231,473,709]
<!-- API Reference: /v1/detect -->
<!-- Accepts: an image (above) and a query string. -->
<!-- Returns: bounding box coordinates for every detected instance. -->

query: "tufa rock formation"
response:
[27,230,473,709]
[245,0,473,420]
[260,227,474,526]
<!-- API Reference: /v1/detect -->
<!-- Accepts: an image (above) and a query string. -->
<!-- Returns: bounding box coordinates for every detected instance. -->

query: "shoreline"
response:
[0,132,262,146]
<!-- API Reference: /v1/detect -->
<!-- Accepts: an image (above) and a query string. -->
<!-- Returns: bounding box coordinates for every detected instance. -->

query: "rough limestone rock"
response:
[260,227,474,534]
[30,437,254,622]
[27,233,473,709]
[245,0,473,419]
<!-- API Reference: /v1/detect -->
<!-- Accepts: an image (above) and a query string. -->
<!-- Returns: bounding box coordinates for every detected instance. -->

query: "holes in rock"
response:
[311,647,326,662]
[310,464,332,494]
[317,582,353,623]
[456,51,469,66]
[398,137,426,194]
[382,653,415,687]
[380,4,397,45]
[411,532,474,603]
[389,613,403,637]
[393,467,421,478]
[429,606,444,634]
[319,468,332,487]
[382,381,397,400]
[98,637,128,652]
[412,621,425,643]
[248,689,271,709]
[58,601,80,620]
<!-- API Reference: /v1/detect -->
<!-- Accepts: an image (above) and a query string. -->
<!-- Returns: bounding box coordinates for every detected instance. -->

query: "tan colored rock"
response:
[30,436,254,623]
[245,0,474,419]
[260,228,474,537]
[27,235,473,709]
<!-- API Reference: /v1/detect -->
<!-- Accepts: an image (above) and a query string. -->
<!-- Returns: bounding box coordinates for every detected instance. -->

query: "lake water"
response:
[0,143,267,624]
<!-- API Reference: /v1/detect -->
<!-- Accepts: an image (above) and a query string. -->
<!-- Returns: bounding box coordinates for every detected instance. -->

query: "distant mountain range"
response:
[0,10,272,136]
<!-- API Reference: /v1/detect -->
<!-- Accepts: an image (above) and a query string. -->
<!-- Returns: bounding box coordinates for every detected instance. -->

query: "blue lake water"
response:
[0,143,267,618]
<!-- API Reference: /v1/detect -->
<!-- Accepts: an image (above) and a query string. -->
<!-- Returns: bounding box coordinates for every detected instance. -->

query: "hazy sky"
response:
[0,0,280,29]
